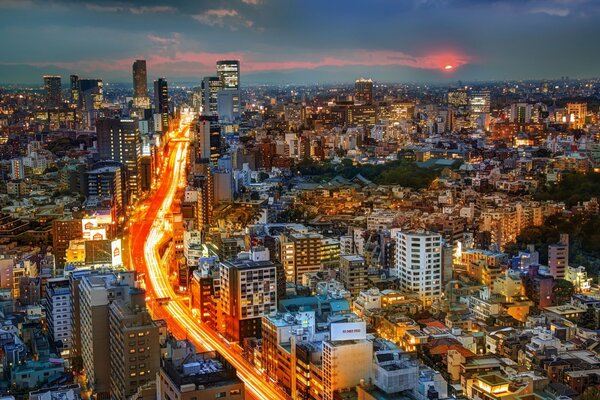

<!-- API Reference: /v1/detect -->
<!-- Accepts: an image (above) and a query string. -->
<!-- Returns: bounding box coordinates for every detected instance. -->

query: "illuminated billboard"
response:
[330,321,367,341]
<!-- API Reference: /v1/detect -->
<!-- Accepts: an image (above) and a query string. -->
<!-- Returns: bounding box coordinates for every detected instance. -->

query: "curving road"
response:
[127,125,288,400]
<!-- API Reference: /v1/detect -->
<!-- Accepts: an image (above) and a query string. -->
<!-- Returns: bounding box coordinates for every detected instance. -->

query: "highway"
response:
[127,125,288,400]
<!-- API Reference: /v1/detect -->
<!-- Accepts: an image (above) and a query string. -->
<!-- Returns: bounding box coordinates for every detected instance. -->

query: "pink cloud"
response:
[8,49,474,77]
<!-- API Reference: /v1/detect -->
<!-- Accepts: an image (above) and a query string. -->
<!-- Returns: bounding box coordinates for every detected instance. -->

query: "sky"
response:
[0,0,599,85]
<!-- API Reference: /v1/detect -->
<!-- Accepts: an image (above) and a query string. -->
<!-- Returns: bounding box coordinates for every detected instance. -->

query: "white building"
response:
[395,230,442,307]
[45,278,73,357]
[322,328,372,400]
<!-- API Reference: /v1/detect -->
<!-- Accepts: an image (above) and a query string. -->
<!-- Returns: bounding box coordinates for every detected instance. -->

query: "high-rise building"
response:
[154,78,169,132]
[322,325,372,400]
[510,102,533,123]
[132,59,150,109]
[218,259,278,342]
[549,234,569,279]
[447,88,469,108]
[354,78,373,105]
[85,163,125,215]
[76,271,136,398]
[70,74,79,105]
[216,60,240,90]
[108,286,160,399]
[566,102,587,129]
[194,115,221,165]
[96,118,142,204]
[45,278,73,358]
[52,218,82,268]
[280,232,323,284]
[78,78,103,127]
[216,60,241,122]
[395,230,442,307]
[469,90,491,114]
[44,75,62,109]
[339,254,368,296]
[201,76,221,115]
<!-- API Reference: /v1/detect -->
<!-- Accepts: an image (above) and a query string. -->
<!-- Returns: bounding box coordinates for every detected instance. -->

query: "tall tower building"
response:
[52,218,83,268]
[69,74,79,106]
[395,230,442,307]
[469,90,491,114]
[132,59,150,109]
[216,60,241,122]
[96,118,142,204]
[216,60,240,90]
[108,287,160,399]
[75,270,137,398]
[549,234,569,279]
[78,78,103,127]
[45,277,73,358]
[201,76,222,115]
[195,115,221,165]
[153,78,169,132]
[339,254,368,296]
[354,78,373,105]
[44,75,62,109]
[219,259,278,342]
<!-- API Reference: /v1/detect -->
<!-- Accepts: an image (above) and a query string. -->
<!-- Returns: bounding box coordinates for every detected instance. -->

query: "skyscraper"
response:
[354,78,373,105]
[218,259,277,342]
[108,287,160,399]
[469,90,491,114]
[201,76,222,115]
[69,74,79,105]
[216,60,241,122]
[43,75,62,108]
[132,59,150,109]
[78,78,103,127]
[216,60,240,90]
[395,230,442,307]
[96,117,142,204]
[153,78,169,132]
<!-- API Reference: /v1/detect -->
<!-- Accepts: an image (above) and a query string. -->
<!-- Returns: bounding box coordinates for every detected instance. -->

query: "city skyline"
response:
[1,0,600,84]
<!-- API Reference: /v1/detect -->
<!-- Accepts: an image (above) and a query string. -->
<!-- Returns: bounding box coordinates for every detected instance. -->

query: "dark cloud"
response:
[0,0,599,83]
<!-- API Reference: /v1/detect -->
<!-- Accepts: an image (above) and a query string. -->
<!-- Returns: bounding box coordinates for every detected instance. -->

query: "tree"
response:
[582,387,600,400]
[553,279,575,305]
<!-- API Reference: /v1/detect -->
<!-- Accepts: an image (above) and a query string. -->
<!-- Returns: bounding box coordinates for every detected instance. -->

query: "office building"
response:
[201,76,221,115]
[159,338,244,400]
[216,90,241,122]
[322,326,372,400]
[108,286,160,399]
[216,60,240,90]
[194,115,221,164]
[354,78,373,105]
[469,90,491,114]
[216,60,241,122]
[339,254,368,296]
[43,75,62,109]
[154,78,169,132]
[85,163,124,215]
[447,88,469,108]
[549,234,569,279]
[75,270,137,398]
[132,59,150,109]
[45,278,73,357]
[218,259,278,342]
[78,78,103,127]
[566,102,587,129]
[70,74,79,105]
[395,230,442,307]
[280,232,323,284]
[510,102,533,123]
[52,218,82,268]
[96,117,142,204]
[11,158,25,180]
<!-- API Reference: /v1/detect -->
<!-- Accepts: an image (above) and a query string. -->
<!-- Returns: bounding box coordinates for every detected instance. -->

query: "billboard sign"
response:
[330,321,367,341]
